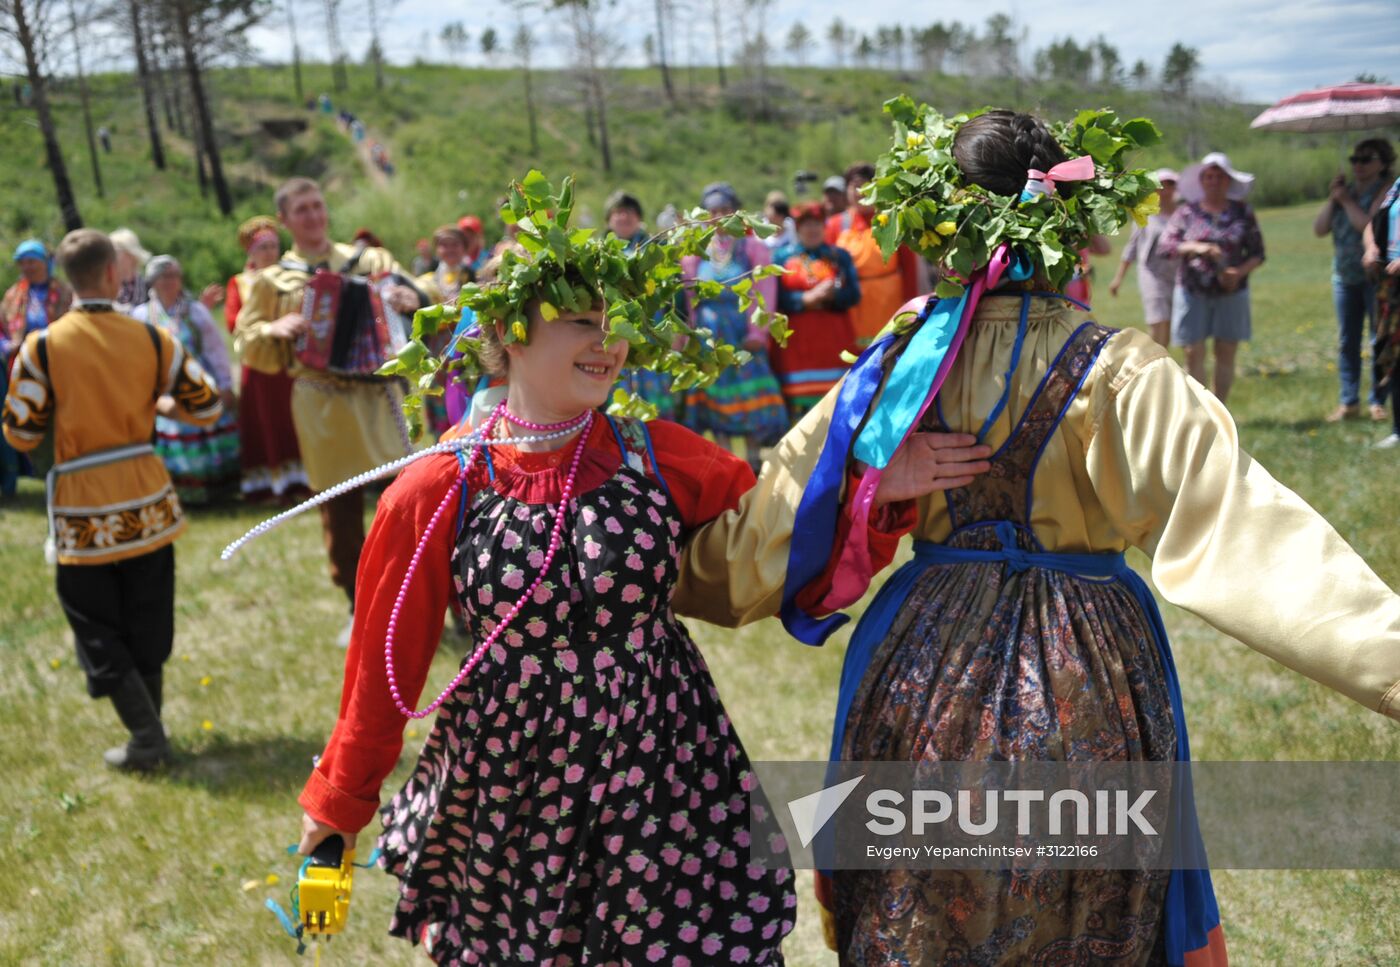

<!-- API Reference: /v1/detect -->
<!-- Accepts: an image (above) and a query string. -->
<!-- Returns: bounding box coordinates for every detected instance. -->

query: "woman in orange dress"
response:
[826,162,928,346]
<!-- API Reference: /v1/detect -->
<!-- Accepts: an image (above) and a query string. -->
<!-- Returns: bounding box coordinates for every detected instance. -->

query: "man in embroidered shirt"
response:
[2,229,222,771]
[234,177,426,646]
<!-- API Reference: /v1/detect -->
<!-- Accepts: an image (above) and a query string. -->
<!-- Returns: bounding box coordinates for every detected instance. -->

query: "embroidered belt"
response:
[45,442,155,563]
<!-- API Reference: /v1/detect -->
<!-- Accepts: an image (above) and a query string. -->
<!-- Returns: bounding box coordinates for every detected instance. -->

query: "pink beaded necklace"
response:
[385,400,595,719]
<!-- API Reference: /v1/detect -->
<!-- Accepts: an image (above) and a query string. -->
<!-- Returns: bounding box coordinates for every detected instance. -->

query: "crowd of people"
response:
[6,140,1397,510]
[4,110,1400,966]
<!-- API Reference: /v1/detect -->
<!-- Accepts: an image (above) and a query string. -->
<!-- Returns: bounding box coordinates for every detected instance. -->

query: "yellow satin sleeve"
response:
[674,382,837,628]
[1083,335,1400,722]
[676,296,1400,722]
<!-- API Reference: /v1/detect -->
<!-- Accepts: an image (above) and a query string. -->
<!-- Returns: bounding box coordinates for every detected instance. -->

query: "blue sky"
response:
[247,0,1400,104]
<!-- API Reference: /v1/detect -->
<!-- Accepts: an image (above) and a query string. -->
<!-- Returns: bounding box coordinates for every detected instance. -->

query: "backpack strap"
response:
[142,322,163,402]
[341,246,366,275]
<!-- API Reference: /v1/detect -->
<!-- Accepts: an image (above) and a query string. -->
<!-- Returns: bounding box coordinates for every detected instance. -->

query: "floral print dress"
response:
[378,417,796,965]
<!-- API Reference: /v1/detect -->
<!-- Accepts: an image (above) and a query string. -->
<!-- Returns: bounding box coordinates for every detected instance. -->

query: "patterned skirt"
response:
[1376,273,1400,383]
[155,409,239,505]
[679,355,788,445]
[621,367,679,422]
[379,619,796,965]
[237,368,308,502]
[832,544,1178,964]
[768,308,853,420]
[680,299,789,444]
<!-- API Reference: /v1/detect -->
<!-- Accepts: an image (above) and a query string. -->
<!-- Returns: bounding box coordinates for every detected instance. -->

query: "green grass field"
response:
[2,202,1398,965]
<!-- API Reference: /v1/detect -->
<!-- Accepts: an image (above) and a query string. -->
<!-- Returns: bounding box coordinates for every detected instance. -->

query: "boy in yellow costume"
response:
[234,178,427,644]
[3,229,222,771]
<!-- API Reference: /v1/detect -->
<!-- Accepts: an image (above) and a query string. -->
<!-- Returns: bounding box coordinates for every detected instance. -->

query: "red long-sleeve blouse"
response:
[298,416,913,832]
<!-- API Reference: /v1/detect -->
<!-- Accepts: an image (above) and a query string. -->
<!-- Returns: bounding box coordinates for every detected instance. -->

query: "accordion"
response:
[295,267,411,376]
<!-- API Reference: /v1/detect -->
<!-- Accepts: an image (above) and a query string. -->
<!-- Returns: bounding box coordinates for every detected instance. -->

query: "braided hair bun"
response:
[868,99,1162,293]
[953,110,1072,199]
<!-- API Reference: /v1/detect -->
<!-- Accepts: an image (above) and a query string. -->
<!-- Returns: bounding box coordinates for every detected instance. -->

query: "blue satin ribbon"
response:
[825,532,1220,966]
[851,294,965,469]
[778,332,898,646]
[780,254,1038,644]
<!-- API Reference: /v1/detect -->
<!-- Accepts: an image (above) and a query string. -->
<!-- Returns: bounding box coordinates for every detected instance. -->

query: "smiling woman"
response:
[293,176,805,963]
[281,172,996,963]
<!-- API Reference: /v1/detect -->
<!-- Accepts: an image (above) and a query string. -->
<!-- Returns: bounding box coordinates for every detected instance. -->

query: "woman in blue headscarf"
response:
[1,239,72,496]
[2,239,72,353]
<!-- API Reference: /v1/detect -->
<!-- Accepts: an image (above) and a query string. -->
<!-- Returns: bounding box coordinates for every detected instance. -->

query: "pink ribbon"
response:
[1026,155,1096,196]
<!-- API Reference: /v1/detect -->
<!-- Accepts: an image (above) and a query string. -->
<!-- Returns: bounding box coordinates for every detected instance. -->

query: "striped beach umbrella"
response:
[1251,82,1400,133]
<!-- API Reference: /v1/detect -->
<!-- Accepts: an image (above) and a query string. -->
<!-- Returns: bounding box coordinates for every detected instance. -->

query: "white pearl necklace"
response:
[219,423,589,561]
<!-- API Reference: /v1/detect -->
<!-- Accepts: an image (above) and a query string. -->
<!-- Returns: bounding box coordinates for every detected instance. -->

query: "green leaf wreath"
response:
[379,170,790,433]
[866,97,1164,300]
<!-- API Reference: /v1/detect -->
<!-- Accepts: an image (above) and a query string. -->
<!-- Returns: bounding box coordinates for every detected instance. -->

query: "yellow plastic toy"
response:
[299,834,355,937]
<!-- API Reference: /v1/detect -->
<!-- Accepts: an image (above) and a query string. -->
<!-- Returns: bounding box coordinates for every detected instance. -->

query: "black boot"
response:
[140,670,163,717]
[103,670,171,772]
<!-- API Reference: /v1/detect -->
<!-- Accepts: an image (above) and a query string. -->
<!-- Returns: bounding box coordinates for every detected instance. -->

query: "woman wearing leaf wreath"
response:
[675,103,1400,965]
[286,174,985,964]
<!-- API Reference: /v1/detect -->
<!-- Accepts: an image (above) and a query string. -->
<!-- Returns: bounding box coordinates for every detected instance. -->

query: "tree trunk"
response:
[580,77,596,148]
[194,126,208,196]
[129,0,166,169]
[368,0,383,90]
[653,0,674,104]
[68,0,103,198]
[168,50,188,137]
[571,5,611,173]
[13,0,82,229]
[591,72,612,173]
[323,0,347,92]
[155,41,179,134]
[174,1,233,215]
[286,0,304,100]
[711,0,726,89]
[522,62,539,155]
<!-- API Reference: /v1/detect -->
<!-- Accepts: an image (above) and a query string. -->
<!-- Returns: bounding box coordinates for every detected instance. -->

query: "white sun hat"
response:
[110,227,153,266]
[1178,152,1255,202]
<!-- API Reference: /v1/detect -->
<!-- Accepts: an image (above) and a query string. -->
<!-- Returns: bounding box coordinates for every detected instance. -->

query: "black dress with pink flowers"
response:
[378,416,796,965]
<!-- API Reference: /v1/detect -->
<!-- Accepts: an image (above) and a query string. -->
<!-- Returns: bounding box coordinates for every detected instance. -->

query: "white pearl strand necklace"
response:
[220,422,590,561]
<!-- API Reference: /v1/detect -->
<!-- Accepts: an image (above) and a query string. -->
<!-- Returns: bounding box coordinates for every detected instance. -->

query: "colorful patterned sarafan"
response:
[378,417,796,964]
[824,316,1225,966]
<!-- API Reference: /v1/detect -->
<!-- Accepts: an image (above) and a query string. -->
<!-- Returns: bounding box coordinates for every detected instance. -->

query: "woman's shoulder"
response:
[189,300,217,325]
[379,452,464,521]
[638,417,708,451]
[637,418,746,469]
[1090,325,1173,390]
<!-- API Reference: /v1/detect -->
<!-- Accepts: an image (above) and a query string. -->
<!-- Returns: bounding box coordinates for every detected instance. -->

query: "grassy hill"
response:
[0,62,1351,292]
